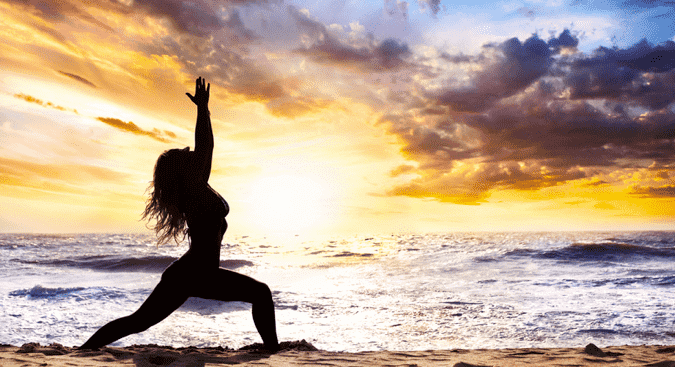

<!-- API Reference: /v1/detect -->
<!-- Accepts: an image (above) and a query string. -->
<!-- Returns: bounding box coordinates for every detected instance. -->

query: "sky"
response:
[1,0,675,236]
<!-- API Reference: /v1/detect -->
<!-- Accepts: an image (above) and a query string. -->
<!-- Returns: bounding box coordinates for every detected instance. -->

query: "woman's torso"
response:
[182,183,229,269]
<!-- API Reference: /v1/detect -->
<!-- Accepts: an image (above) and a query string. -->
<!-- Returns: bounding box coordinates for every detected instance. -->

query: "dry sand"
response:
[3,341,675,366]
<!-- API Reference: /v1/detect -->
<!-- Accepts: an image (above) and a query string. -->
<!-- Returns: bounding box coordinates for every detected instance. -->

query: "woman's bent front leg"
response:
[195,268,279,350]
[80,278,188,349]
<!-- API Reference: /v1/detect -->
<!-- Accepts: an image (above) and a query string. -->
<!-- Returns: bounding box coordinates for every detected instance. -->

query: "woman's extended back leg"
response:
[193,268,279,349]
[80,278,188,349]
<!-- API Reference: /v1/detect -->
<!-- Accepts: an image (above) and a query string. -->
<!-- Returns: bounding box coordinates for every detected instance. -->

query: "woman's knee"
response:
[251,281,273,303]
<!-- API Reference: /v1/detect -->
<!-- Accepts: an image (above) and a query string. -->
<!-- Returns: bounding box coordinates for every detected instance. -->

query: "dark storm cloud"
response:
[436,34,555,113]
[467,94,675,165]
[401,83,675,169]
[547,29,578,52]
[436,29,579,101]
[375,39,411,69]
[586,39,675,73]
[566,40,675,109]
[382,31,675,203]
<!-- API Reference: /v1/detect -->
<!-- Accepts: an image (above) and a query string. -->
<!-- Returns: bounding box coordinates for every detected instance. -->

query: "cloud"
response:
[566,39,675,109]
[8,0,220,37]
[383,87,675,202]
[583,179,610,187]
[384,0,408,20]
[547,29,579,52]
[378,112,471,160]
[376,39,412,68]
[57,70,97,88]
[8,0,337,119]
[96,117,175,143]
[5,0,675,212]
[290,6,413,72]
[130,0,223,36]
[222,9,256,43]
[418,0,442,17]
[5,0,257,39]
[436,34,556,113]
[4,0,114,31]
[380,30,675,204]
[517,6,538,20]
[140,27,289,104]
[13,93,78,113]
[387,159,587,204]
[630,184,675,198]
[439,53,480,64]
[390,164,416,177]
[574,38,675,73]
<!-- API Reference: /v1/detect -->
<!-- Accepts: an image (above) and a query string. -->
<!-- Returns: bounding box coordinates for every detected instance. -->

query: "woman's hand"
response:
[186,76,210,109]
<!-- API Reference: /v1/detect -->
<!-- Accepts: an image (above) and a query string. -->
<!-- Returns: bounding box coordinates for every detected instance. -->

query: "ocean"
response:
[1,231,674,352]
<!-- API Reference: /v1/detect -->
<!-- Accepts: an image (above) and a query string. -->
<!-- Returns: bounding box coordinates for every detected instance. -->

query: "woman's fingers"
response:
[187,77,208,105]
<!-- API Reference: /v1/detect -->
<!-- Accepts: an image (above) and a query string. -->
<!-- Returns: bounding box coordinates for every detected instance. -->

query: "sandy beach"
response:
[3,341,675,367]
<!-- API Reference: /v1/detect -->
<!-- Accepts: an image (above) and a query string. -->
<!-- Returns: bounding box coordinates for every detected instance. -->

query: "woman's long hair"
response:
[142,148,190,245]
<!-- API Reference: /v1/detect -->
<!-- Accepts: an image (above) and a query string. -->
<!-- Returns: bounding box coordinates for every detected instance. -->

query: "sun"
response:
[244,174,336,234]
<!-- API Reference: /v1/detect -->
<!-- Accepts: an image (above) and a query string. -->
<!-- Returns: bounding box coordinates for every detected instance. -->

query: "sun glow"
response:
[244,174,336,234]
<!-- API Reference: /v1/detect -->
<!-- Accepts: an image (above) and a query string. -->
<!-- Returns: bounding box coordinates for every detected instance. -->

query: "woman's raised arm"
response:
[186,77,213,183]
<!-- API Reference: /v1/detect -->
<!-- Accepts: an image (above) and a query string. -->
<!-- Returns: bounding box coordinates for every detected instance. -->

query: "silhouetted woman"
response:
[80,77,279,351]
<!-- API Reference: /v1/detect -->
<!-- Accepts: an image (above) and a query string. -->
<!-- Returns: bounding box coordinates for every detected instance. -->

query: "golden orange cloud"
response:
[13,93,77,113]
[96,117,175,143]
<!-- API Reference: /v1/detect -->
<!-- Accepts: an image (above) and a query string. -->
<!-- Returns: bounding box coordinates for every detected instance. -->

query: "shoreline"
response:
[3,341,675,366]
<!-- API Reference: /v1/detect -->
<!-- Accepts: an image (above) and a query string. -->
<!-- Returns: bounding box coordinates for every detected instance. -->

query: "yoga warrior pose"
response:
[80,77,279,351]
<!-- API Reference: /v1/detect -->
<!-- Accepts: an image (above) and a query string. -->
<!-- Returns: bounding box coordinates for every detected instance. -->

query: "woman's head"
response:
[153,147,191,198]
[142,147,192,245]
